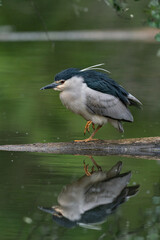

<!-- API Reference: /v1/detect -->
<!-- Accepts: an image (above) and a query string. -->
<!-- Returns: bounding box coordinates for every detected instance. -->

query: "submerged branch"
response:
[0,137,160,160]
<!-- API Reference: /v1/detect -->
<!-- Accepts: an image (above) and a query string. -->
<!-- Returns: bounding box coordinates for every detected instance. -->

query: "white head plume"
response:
[80,63,111,74]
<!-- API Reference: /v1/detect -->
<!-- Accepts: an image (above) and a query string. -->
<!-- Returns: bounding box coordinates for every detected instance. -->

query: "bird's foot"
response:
[83,160,95,176]
[84,137,98,142]
[84,121,92,135]
[74,137,98,142]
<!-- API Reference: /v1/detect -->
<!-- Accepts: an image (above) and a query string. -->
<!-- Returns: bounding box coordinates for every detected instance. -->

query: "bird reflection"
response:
[39,159,139,229]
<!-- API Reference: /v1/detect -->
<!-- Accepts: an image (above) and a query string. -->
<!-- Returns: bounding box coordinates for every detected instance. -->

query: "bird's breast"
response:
[59,84,91,120]
[59,84,109,125]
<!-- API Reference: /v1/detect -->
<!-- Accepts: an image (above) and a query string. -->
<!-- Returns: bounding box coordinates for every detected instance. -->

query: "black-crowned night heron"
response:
[39,161,139,229]
[41,64,142,142]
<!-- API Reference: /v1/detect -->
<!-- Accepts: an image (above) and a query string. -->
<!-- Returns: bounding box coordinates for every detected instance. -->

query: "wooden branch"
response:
[0,137,160,160]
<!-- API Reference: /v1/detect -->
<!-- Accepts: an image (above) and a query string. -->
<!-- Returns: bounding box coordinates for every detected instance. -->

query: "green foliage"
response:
[104,0,128,12]
[145,0,160,54]
[103,0,160,54]
[155,32,160,41]
[105,0,160,30]
[146,0,160,29]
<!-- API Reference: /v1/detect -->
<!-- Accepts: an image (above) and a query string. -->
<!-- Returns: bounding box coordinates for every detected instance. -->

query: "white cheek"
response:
[54,87,61,91]
[54,85,64,91]
[55,81,69,91]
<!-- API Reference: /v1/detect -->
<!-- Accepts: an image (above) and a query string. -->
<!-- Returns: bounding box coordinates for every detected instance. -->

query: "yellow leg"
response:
[89,156,102,171]
[90,165,95,174]
[75,125,102,142]
[92,123,95,130]
[84,121,92,135]
[83,160,95,176]
[83,160,91,176]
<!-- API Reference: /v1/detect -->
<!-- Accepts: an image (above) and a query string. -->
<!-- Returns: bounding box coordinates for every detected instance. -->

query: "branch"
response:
[0,137,160,160]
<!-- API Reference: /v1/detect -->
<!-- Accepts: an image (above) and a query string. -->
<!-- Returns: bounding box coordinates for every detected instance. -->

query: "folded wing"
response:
[86,87,133,122]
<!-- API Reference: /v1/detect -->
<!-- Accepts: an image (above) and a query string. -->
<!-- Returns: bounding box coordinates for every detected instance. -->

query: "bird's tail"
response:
[125,184,140,197]
[128,93,142,109]
[115,184,140,204]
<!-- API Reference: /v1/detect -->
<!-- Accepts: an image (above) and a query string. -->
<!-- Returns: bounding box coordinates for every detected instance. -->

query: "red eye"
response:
[61,80,65,84]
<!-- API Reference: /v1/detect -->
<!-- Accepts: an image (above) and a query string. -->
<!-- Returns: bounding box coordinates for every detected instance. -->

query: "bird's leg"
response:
[75,125,102,142]
[92,123,95,130]
[83,160,91,176]
[90,165,95,174]
[89,156,102,171]
[83,125,102,142]
[83,160,95,176]
[84,121,92,135]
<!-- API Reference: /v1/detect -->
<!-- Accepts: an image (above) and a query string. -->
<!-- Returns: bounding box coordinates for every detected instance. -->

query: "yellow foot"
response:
[84,137,98,142]
[74,138,98,142]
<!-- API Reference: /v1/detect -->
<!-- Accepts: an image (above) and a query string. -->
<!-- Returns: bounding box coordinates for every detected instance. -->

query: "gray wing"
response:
[85,87,133,122]
[58,171,107,206]
[83,172,131,211]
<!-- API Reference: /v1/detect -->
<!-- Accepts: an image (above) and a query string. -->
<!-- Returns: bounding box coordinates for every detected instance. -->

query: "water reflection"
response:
[39,160,139,229]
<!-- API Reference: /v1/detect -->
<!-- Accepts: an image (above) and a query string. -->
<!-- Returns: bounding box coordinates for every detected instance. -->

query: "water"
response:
[0,41,160,240]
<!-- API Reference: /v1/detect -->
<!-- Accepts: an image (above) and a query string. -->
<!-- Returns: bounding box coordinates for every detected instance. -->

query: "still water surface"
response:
[0,41,160,239]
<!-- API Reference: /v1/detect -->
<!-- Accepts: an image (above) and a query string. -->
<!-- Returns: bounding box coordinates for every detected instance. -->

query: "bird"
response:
[40,63,142,142]
[38,161,139,229]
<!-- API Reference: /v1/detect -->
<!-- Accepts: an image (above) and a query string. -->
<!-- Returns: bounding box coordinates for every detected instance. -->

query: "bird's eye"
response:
[54,211,62,217]
[61,80,65,84]
[57,212,63,217]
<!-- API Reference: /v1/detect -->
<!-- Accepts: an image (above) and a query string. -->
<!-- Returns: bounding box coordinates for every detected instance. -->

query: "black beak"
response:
[40,82,59,90]
[38,206,57,215]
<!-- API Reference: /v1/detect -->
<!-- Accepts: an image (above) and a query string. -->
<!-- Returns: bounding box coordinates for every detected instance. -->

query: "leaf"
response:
[155,32,160,41]
[149,0,160,7]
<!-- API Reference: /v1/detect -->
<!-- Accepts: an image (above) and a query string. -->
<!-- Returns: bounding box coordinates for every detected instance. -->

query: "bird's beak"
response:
[38,206,56,215]
[40,82,59,90]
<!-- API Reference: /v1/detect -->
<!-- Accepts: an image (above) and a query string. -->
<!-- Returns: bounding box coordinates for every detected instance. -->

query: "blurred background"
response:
[0,1,160,240]
[0,0,160,143]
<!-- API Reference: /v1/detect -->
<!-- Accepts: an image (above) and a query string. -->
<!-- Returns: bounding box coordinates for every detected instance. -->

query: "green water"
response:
[0,41,160,240]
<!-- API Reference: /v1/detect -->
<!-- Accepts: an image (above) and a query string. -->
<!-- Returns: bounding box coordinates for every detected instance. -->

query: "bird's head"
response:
[40,68,81,92]
[38,206,78,228]
[40,64,111,92]
[39,204,81,221]
[38,205,63,218]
